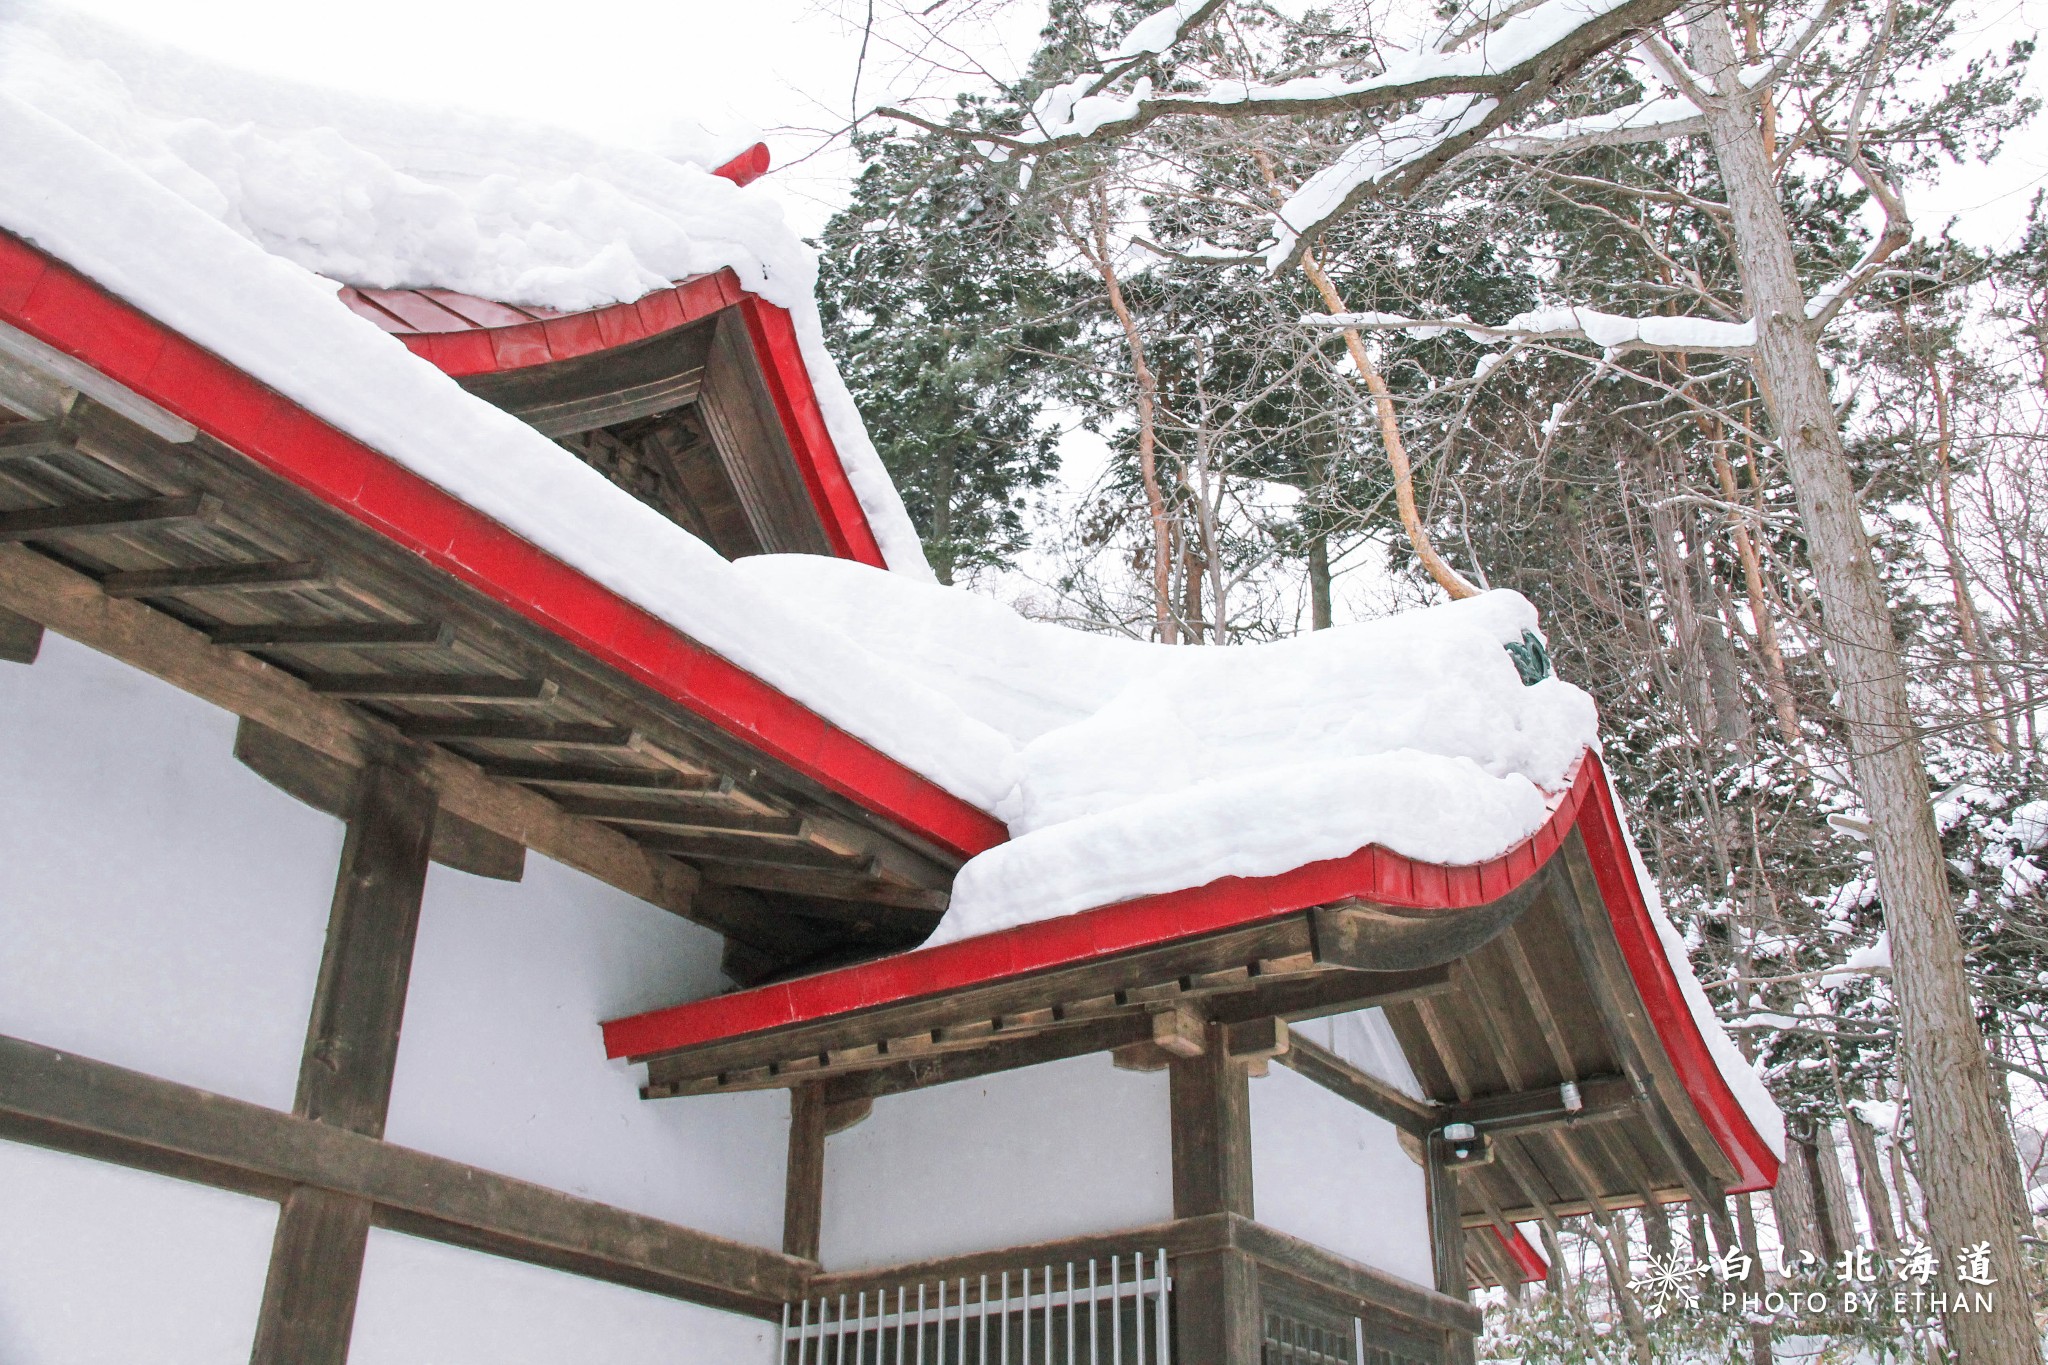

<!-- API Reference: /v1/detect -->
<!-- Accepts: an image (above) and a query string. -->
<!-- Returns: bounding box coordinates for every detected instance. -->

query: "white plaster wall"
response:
[1249,1062,1433,1286]
[0,634,342,1109]
[0,1138,276,1364]
[381,855,788,1246]
[350,1227,774,1365]
[1292,1007,1425,1099]
[820,1052,1173,1270]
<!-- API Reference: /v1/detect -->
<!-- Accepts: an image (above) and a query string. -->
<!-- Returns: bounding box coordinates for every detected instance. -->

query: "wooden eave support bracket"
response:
[0,543,706,924]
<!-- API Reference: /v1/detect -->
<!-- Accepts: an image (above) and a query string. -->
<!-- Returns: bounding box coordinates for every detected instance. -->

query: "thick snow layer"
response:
[0,3,930,577]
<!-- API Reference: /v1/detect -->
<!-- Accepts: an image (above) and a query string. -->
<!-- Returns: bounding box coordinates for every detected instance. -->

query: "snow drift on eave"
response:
[0,2,930,578]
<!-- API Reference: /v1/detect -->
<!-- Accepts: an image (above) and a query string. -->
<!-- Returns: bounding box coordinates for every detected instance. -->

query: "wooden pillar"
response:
[251,754,436,1365]
[1425,1135,1470,1302]
[783,1084,827,1261]
[1170,1025,1261,1364]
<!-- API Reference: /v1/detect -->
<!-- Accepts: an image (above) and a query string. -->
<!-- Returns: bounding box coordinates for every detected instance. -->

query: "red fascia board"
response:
[736,296,887,568]
[713,143,773,188]
[0,231,1006,861]
[387,270,889,572]
[1493,1226,1548,1284]
[1572,752,1780,1192]
[601,749,1780,1197]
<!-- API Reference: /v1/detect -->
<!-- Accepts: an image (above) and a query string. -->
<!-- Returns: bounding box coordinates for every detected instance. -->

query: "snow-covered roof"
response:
[0,1,1779,1171]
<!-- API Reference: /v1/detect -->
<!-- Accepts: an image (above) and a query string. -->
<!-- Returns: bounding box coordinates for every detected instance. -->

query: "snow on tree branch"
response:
[881,0,1687,267]
[1305,304,1758,355]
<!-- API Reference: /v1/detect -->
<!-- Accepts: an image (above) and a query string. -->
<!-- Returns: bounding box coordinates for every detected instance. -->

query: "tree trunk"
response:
[1691,10,2039,1359]
[1308,531,1333,630]
[1845,1109,1902,1258]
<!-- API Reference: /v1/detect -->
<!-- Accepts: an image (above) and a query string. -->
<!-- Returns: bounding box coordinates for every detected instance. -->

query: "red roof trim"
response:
[0,231,1005,861]
[1492,1226,1548,1284]
[601,751,1778,1194]
[712,143,773,188]
[342,268,890,572]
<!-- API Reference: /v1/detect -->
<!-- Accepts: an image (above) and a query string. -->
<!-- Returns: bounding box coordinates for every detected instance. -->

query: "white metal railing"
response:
[780,1249,1171,1365]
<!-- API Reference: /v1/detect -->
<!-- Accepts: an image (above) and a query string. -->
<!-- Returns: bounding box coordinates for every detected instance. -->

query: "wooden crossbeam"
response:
[397,719,639,748]
[486,762,731,792]
[645,830,873,871]
[1279,1034,1438,1135]
[304,673,559,704]
[554,797,803,837]
[0,602,40,663]
[101,558,328,598]
[0,417,71,461]
[0,1033,808,1313]
[211,620,454,650]
[0,545,701,923]
[0,491,221,541]
[1446,1074,1635,1135]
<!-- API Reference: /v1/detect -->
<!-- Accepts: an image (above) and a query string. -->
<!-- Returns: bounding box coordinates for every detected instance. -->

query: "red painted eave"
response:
[0,231,1004,862]
[602,751,1780,1196]
[1493,1226,1548,1285]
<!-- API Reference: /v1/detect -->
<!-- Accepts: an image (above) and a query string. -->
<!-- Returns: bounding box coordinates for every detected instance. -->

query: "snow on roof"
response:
[0,1,929,575]
[0,7,1778,1151]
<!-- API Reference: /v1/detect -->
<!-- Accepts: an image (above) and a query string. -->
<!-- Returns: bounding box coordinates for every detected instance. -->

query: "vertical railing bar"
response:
[1109,1254,1121,1365]
[1153,1249,1170,1365]
[839,1293,850,1365]
[937,1280,947,1365]
[1089,1258,1099,1365]
[979,1273,989,1365]
[1000,1271,1011,1365]
[898,1286,908,1365]
[858,1291,868,1365]
[1353,1315,1365,1365]
[1132,1253,1145,1365]
[918,1284,929,1365]
[1066,1261,1077,1365]
[1020,1267,1029,1365]
[783,1302,793,1365]
[1043,1265,1054,1365]
[957,1277,967,1365]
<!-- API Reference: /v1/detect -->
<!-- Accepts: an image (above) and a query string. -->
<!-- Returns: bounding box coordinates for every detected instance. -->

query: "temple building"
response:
[0,9,1780,1364]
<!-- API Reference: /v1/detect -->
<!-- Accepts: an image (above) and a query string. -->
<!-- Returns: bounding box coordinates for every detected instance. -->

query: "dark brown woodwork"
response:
[304,673,559,705]
[255,755,436,1365]
[461,320,715,439]
[807,1014,1157,1105]
[249,1187,373,1365]
[697,311,832,556]
[100,558,328,598]
[556,796,803,836]
[1175,1246,1264,1365]
[234,720,525,881]
[0,490,221,541]
[480,759,730,793]
[1425,1137,1468,1302]
[783,1086,827,1261]
[1279,1035,1436,1135]
[0,602,40,662]
[211,620,453,650]
[1309,872,1541,974]
[1171,1026,1255,1221]
[0,546,700,918]
[396,718,637,749]
[1445,1075,1635,1135]
[0,416,71,461]
[0,1034,805,1314]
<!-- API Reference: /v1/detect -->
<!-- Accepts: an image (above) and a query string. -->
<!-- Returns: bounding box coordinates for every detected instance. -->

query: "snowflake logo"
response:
[1627,1252,1705,1318]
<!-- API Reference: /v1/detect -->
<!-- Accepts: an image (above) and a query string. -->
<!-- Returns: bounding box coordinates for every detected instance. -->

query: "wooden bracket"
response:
[1151,1004,1208,1058]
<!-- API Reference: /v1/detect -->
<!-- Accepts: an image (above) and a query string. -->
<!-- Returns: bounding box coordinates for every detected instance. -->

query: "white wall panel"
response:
[1249,1062,1432,1286]
[0,634,341,1109]
[820,1052,1173,1270]
[381,855,787,1246]
[350,1228,772,1365]
[0,1138,274,1364]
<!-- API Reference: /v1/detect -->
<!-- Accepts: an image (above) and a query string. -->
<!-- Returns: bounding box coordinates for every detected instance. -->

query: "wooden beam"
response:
[1170,1025,1254,1220]
[806,1014,1156,1105]
[783,1087,826,1261]
[0,545,701,921]
[1279,1034,1438,1135]
[555,797,802,836]
[100,558,328,598]
[0,602,40,663]
[234,720,525,882]
[1446,1075,1635,1136]
[0,416,71,461]
[0,1034,806,1314]
[0,491,220,541]
[482,760,729,793]
[254,754,437,1365]
[211,620,453,650]
[304,673,559,705]
[396,718,639,749]
[1309,875,1540,974]
[1425,1135,1469,1302]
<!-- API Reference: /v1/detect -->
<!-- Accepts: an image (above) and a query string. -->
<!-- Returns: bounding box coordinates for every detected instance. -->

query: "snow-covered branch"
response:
[881,0,1688,268]
[1303,304,1759,355]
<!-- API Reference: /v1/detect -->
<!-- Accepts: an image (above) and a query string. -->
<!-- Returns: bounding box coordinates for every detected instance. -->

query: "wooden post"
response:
[1169,1026,1253,1220]
[1425,1135,1470,1302]
[1170,1024,1261,1363]
[252,754,436,1365]
[783,1084,827,1261]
